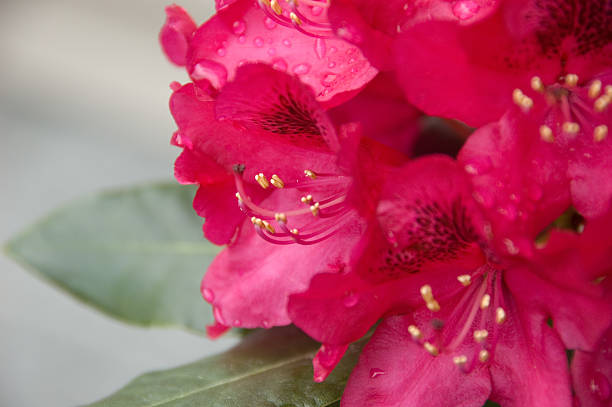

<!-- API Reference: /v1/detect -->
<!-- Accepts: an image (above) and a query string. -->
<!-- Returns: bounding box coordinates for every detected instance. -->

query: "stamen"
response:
[301,195,313,204]
[290,228,299,235]
[453,355,468,366]
[594,125,608,143]
[261,220,275,234]
[457,275,471,286]
[258,0,271,7]
[512,88,533,111]
[270,174,285,189]
[480,294,491,309]
[564,74,579,87]
[473,329,489,343]
[594,95,611,112]
[589,80,602,99]
[235,192,242,201]
[290,12,302,25]
[539,125,554,143]
[420,285,434,302]
[310,202,320,216]
[255,173,270,189]
[606,85,612,96]
[424,342,439,356]
[427,300,441,312]
[304,170,317,179]
[478,349,490,362]
[495,307,506,324]
[562,122,580,135]
[274,212,287,223]
[408,325,423,341]
[270,0,283,14]
[530,76,544,93]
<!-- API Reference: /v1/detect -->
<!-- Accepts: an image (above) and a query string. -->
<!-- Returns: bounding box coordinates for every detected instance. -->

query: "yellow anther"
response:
[495,307,507,324]
[606,85,612,96]
[564,73,579,87]
[512,88,533,111]
[594,125,609,143]
[255,173,270,189]
[595,95,611,112]
[453,355,468,366]
[270,0,283,14]
[259,0,271,7]
[290,0,299,6]
[424,342,439,356]
[457,275,471,286]
[480,294,491,309]
[512,88,525,104]
[589,80,602,99]
[290,12,302,25]
[478,349,490,362]
[310,202,320,216]
[235,192,242,201]
[530,76,544,92]
[539,125,554,143]
[270,174,285,188]
[408,325,423,340]
[420,284,434,302]
[474,329,489,343]
[562,122,580,135]
[261,220,275,234]
[304,169,317,179]
[426,300,441,312]
[290,228,299,235]
[274,213,287,223]
[301,194,313,204]
[251,216,258,224]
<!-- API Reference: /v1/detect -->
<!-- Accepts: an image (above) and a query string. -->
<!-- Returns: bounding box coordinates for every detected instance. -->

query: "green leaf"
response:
[87,326,364,407]
[4,183,217,333]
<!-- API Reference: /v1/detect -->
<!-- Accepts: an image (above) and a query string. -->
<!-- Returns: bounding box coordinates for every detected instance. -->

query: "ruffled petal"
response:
[159,5,197,66]
[572,321,612,407]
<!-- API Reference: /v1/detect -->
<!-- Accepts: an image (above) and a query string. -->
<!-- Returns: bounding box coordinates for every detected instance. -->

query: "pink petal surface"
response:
[159,5,197,66]
[573,320,612,407]
[187,0,377,107]
[341,316,492,407]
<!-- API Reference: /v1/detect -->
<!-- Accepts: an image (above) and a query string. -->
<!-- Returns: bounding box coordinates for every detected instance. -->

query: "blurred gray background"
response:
[0,1,240,406]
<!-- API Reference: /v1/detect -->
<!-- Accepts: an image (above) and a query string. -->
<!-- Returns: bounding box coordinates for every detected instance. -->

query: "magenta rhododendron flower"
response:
[170,62,406,335]
[391,0,612,126]
[160,0,377,107]
[290,156,612,394]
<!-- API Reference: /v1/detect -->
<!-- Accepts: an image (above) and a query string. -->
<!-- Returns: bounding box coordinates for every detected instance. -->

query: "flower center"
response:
[407,265,508,371]
[512,73,611,144]
[233,164,352,245]
[257,0,333,38]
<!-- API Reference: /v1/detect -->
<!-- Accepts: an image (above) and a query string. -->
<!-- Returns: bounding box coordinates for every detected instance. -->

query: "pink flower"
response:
[288,155,611,395]
[170,63,406,334]
[159,5,197,66]
[391,0,612,126]
[160,1,377,107]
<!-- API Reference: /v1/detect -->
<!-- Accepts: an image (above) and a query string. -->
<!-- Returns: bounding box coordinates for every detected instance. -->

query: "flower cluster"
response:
[160,1,612,406]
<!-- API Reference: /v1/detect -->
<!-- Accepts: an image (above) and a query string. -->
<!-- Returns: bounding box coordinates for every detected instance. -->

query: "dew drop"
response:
[348,57,357,64]
[232,19,246,35]
[293,63,311,75]
[350,67,358,73]
[342,292,359,307]
[321,73,337,87]
[253,36,265,47]
[590,372,611,401]
[267,47,277,56]
[213,306,226,325]
[327,61,336,68]
[233,319,242,326]
[329,46,337,54]
[264,17,277,29]
[203,288,215,302]
[314,38,327,59]
[282,38,292,47]
[238,34,246,44]
[191,59,228,89]
[216,47,227,57]
[311,6,323,16]
[369,368,386,378]
[272,58,288,71]
[262,319,271,328]
[169,81,181,91]
[452,0,480,20]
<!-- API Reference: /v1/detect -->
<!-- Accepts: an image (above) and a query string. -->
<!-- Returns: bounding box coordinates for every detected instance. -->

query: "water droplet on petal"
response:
[203,288,215,302]
[293,63,311,75]
[232,20,246,35]
[213,306,226,325]
[282,38,292,47]
[590,372,611,401]
[327,61,336,68]
[314,38,327,59]
[369,368,386,378]
[267,47,277,56]
[253,36,264,47]
[329,46,337,54]
[264,17,277,29]
[216,47,227,57]
[262,319,271,328]
[342,292,359,307]
[311,6,323,16]
[238,34,246,44]
[272,58,288,71]
[321,73,337,87]
[452,0,480,20]
[233,319,242,326]
[191,59,228,89]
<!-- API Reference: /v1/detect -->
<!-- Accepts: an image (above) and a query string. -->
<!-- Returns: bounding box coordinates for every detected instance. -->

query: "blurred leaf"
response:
[87,326,364,407]
[5,183,217,333]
